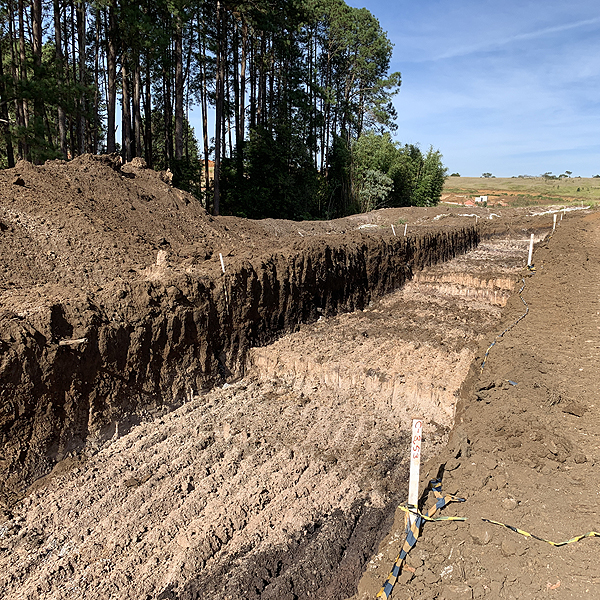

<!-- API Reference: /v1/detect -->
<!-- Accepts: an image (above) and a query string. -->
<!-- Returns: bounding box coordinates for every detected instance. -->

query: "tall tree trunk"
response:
[184,31,193,162]
[164,57,173,165]
[226,35,233,159]
[235,17,247,191]
[93,8,101,153]
[239,19,247,150]
[174,15,184,160]
[0,41,15,167]
[268,41,274,128]
[257,35,266,127]
[144,61,152,166]
[214,0,223,215]
[199,32,210,203]
[67,3,77,158]
[106,3,117,153]
[133,55,142,158]
[185,91,190,160]
[69,1,78,157]
[249,38,256,130]
[8,0,24,160]
[122,52,132,162]
[221,11,230,158]
[17,0,29,158]
[76,0,86,154]
[31,0,45,161]
[53,0,68,158]
[309,27,317,169]
[233,19,240,153]
[323,47,333,178]
[268,40,274,128]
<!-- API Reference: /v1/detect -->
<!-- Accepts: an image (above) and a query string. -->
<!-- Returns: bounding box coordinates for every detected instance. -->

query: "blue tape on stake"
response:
[376,479,465,599]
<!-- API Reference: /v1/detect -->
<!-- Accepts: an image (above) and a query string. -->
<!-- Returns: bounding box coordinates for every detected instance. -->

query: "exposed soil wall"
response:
[0,231,521,600]
[0,155,479,507]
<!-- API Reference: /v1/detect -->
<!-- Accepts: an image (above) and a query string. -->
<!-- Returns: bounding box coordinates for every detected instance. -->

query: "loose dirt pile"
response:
[1,156,597,600]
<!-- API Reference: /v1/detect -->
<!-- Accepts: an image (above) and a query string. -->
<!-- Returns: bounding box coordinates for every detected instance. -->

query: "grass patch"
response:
[444,176,600,204]
[509,195,564,208]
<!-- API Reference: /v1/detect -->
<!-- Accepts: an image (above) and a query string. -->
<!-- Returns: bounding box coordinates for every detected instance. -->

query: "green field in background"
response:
[444,176,600,204]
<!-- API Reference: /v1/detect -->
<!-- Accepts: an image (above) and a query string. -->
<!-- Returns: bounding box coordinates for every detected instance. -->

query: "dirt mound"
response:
[1,155,221,293]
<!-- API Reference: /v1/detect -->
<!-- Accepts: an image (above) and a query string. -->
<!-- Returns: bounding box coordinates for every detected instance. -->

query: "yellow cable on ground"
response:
[397,505,465,523]
[482,518,600,547]
[378,475,599,598]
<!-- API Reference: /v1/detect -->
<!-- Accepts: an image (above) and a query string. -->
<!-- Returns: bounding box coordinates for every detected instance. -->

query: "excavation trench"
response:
[1,224,479,506]
[0,229,539,600]
[246,236,538,434]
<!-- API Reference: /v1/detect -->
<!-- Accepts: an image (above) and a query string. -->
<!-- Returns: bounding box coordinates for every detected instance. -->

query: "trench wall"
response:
[0,226,478,504]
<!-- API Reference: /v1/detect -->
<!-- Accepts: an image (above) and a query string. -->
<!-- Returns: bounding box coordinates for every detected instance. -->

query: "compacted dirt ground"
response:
[1,156,598,599]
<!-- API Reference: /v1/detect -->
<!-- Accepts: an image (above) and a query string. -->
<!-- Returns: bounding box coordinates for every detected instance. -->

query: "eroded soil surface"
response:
[1,156,598,600]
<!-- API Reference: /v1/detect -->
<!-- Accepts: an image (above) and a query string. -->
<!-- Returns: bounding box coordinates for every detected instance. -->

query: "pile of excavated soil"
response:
[2,155,598,600]
[0,154,570,302]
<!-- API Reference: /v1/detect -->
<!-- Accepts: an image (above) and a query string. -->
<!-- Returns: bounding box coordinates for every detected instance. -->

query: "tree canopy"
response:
[0,0,447,218]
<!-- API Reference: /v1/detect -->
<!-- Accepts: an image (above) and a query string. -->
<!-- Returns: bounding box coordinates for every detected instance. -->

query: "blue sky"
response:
[346,0,600,177]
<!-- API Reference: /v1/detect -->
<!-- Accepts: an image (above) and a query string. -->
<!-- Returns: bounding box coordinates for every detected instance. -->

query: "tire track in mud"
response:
[1,380,406,600]
[0,235,534,600]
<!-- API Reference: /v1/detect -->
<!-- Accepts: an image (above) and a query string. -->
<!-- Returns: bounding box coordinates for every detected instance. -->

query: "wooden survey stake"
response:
[527,233,534,267]
[408,419,423,527]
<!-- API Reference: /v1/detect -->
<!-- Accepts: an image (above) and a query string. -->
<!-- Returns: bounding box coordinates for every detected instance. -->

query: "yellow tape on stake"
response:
[482,518,600,547]
[397,504,466,523]
[376,479,465,600]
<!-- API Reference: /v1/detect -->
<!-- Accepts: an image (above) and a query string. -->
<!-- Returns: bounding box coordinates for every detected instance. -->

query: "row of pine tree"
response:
[0,0,446,218]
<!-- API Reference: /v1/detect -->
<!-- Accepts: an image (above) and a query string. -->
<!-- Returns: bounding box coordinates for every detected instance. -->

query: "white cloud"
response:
[373,0,600,176]
[428,17,600,62]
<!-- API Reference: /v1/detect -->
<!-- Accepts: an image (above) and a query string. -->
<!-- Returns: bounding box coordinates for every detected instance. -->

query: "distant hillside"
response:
[443,176,600,206]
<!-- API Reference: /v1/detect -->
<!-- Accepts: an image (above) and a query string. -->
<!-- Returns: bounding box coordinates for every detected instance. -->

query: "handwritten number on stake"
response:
[411,421,423,459]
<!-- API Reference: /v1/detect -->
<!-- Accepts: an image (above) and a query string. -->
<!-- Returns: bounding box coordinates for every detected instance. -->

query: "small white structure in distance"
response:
[475,195,488,203]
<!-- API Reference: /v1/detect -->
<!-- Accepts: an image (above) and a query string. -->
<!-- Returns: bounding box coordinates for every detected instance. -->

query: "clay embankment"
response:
[247,236,534,436]
[0,156,477,508]
[0,230,535,600]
